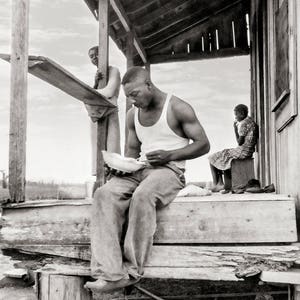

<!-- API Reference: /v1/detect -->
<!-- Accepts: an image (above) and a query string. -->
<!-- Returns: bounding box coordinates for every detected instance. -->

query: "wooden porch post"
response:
[96,0,109,187]
[124,31,134,150]
[295,285,300,300]
[250,0,268,184]
[9,0,29,203]
[145,62,151,73]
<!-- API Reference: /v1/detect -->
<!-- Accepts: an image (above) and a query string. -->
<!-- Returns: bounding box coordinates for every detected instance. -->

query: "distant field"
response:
[0,181,87,201]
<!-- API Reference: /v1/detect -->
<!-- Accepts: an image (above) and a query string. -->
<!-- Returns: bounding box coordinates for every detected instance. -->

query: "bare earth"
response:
[0,248,35,300]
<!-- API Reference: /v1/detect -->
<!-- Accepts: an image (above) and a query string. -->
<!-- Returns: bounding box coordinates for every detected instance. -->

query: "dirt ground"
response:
[0,287,35,300]
[0,254,35,300]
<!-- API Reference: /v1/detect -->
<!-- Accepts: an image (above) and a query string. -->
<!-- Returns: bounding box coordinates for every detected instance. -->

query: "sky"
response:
[0,0,250,183]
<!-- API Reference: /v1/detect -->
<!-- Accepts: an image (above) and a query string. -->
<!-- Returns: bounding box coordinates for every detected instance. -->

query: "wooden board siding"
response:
[261,0,300,239]
[0,194,297,246]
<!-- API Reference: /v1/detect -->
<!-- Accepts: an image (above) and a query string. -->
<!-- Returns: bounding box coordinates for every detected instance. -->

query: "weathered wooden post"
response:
[145,62,151,73]
[106,104,121,155]
[9,0,29,203]
[95,0,109,188]
[124,31,134,149]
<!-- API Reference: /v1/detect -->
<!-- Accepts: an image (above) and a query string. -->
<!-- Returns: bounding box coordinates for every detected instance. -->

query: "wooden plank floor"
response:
[1,193,297,244]
[0,194,298,281]
[3,193,293,208]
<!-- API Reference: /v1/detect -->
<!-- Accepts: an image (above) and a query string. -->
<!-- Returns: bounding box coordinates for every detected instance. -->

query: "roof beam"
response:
[144,0,245,50]
[110,0,186,26]
[147,48,250,65]
[109,0,147,63]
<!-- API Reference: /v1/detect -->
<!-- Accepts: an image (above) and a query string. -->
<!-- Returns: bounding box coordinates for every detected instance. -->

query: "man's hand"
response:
[93,70,103,88]
[146,150,171,166]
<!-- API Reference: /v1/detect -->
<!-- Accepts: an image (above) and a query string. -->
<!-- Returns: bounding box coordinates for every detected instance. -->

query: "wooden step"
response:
[0,194,297,245]
[14,244,300,281]
[0,54,116,118]
[261,268,300,284]
[29,243,300,281]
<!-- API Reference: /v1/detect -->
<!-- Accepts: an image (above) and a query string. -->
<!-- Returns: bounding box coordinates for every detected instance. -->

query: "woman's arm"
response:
[234,122,245,146]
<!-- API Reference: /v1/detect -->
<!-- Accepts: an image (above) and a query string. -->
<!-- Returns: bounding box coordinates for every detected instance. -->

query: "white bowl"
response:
[102,151,146,173]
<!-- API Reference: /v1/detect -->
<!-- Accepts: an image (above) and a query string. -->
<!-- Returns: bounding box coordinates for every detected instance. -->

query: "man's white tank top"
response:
[134,94,189,169]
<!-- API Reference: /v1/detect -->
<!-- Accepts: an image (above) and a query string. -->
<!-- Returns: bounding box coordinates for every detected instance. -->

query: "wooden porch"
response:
[1,0,300,298]
[0,193,298,282]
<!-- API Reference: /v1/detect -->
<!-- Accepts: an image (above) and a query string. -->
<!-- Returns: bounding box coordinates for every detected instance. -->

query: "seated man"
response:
[85,66,210,292]
[208,104,258,193]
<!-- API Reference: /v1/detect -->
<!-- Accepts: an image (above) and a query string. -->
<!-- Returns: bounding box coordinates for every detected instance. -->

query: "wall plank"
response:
[0,195,297,245]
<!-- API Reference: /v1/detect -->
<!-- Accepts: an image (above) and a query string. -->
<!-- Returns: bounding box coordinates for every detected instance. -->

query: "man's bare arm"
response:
[125,108,141,158]
[146,100,210,165]
[97,66,121,100]
[86,67,121,122]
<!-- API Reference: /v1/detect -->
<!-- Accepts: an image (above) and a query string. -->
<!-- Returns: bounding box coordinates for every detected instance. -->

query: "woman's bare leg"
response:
[224,169,232,191]
[210,164,224,191]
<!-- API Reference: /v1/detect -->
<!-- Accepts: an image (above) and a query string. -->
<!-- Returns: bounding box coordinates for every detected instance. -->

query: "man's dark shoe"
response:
[245,179,261,189]
[245,187,264,193]
[245,179,264,193]
[263,183,275,193]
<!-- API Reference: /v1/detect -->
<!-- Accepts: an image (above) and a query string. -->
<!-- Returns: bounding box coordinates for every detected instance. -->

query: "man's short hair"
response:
[121,66,150,85]
[234,104,248,116]
[88,46,98,55]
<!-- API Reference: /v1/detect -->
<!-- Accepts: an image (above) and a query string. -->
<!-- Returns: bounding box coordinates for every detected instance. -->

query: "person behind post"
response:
[86,46,121,178]
[84,66,210,292]
[208,104,258,193]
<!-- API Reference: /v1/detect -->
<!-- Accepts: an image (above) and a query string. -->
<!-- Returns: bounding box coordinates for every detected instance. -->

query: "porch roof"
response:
[84,0,250,65]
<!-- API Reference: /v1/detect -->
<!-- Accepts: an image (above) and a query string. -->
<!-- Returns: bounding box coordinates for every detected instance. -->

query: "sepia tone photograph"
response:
[0,0,299,299]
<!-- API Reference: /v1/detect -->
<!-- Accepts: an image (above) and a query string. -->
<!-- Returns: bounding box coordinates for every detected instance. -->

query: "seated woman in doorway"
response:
[208,104,258,193]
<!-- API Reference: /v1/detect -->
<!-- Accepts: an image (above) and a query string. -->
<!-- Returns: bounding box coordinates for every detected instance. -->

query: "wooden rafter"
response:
[110,0,187,26]
[148,48,250,65]
[140,1,235,41]
[109,0,147,63]
[133,0,199,28]
[83,0,147,64]
[113,0,247,52]
[147,1,249,53]
[143,0,246,50]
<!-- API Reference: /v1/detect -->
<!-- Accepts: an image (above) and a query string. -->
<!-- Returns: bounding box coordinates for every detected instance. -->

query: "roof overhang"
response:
[84,0,250,65]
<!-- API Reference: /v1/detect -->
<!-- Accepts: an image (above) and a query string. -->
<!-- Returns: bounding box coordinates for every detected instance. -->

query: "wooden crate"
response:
[36,272,92,300]
[231,158,255,189]
[35,271,127,300]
